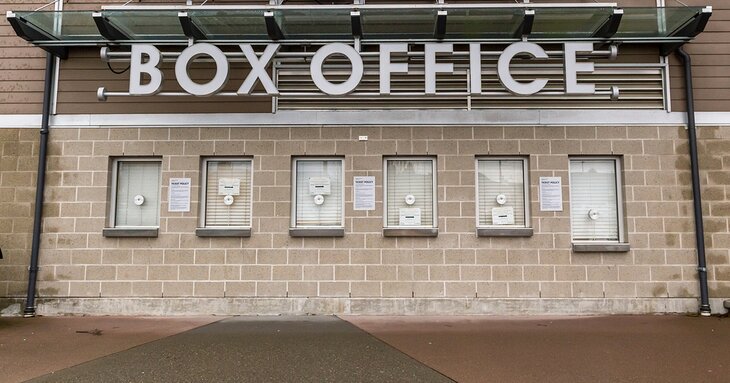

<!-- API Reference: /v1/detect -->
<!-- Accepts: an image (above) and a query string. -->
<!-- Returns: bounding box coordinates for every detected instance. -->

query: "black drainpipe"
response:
[676,47,711,316]
[23,53,55,317]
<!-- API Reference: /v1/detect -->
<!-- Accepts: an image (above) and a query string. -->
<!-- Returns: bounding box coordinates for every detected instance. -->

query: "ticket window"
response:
[197,158,253,237]
[383,157,438,237]
[290,158,345,237]
[103,158,161,237]
[476,157,532,237]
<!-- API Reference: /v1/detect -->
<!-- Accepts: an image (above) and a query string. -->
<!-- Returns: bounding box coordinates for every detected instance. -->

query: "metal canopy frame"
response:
[6,3,712,59]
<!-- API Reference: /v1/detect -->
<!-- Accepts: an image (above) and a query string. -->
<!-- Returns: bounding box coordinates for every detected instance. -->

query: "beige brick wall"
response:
[2,125,729,304]
[0,128,38,296]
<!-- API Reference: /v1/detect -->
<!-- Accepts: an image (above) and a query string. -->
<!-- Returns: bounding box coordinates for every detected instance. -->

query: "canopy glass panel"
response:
[615,7,701,37]
[360,8,437,39]
[531,7,615,38]
[445,8,524,39]
[14,11,100,40]
[188,9,269,40]
[275,8,352,40]
[103,11,185,40]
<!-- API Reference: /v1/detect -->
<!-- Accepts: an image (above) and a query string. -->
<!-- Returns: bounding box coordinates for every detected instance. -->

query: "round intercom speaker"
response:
[405,194,416,205]
[588,209,600,220]
[496,194,507,205]
[314,194,325,205]
[223,195,234,206]
[133,195,145,206]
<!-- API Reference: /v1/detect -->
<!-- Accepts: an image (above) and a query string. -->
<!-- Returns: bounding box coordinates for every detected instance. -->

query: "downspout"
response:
[23,52,55,317]
[676,47,711,316]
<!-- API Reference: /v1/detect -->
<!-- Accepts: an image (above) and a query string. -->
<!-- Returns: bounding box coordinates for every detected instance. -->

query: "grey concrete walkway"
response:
[2,314,729,382]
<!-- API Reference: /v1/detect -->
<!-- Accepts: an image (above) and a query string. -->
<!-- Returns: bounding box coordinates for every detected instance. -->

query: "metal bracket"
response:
[351,10,362,38]
[435,10,447,40]
[515,9,534,38]
[93,12,132,40]
[178,11,206,40]
[264,10,283,40]
[660,6,712,56]
[593,8,623,38]
[6,11,67,58]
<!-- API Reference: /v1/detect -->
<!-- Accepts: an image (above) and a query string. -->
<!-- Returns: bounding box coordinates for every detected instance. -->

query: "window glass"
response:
[385,158,436,228]
[204,159,252,227]
[477,158,528,227]
[293,158,344,227]
[569,158,620,241]
[114,160,161,227]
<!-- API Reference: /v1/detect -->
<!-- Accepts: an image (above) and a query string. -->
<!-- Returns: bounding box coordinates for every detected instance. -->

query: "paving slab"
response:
[27,316,453,383]
[343,315,730,383]
[0,315,222,383]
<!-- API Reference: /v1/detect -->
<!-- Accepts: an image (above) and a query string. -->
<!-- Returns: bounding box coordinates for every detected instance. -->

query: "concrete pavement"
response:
[1,314,728,382]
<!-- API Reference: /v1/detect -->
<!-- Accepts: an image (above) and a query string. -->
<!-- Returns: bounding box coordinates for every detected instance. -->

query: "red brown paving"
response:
[342,315,730,383]
[0,316,223,383]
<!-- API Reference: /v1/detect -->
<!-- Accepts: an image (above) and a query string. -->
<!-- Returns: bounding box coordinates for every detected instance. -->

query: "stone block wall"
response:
[2,124,729,313]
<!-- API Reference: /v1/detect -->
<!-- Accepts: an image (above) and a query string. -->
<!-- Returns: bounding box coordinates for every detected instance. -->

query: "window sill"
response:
[289,227,345,237]
[572,242,631,253]
[383,227,438,237]
[477,227,533,237]
[196,228,251,237]
[102,227,158,238]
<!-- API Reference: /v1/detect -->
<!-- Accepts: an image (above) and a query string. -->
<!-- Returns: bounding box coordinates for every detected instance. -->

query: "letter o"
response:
[175,43,229,96]
[310,43,363,96]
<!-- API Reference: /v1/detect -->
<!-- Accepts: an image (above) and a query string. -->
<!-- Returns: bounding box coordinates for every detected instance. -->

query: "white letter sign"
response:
[129,45,163,96]
[311,43,363,95]
[238,44,280,95]
[379,43,409,94]
[564,42,596,94]
[175,43,229,96]
[497,42,549,96]
[424,43,454,95]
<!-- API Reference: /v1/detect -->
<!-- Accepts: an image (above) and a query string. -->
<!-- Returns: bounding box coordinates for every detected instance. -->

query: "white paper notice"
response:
[309,177,331,195]
[539,177,563,211]
[168,178,191,212]
[218,177,240,195]
[491,207,515,225]
[399,208,422,226]
[353,176,375,211]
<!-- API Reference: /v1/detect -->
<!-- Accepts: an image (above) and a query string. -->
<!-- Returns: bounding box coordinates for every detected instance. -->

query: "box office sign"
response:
[122,42,601,98]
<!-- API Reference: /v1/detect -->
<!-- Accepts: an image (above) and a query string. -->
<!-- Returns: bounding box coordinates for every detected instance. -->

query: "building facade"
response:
[1,0,729,316]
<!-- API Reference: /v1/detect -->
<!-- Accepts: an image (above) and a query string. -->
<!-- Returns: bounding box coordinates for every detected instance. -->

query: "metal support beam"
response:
[435,10,447,40]
[264,11,284,40]
[351,10,362,38]
[178,11,206,40]
[6,11,67,58]
[660,6,712,56]
[515,9,534,38]
[93,12,131,40]
[593,8,623,38]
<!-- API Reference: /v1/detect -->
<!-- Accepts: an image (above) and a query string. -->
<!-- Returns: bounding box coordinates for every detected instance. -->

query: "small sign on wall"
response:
[539,177,563,212]
[168,178,191,212]
[353,176,375,211]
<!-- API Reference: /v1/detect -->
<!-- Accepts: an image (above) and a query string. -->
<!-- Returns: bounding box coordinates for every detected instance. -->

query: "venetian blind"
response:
[478,159,526,227]
[386,159,435,227]
[205,160,252,227]
[294,159,343,227]
[115,161,161,227]
[569,159,619,241]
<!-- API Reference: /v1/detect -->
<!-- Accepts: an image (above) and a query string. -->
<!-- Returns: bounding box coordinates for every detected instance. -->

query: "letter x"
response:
[238,44,280,95]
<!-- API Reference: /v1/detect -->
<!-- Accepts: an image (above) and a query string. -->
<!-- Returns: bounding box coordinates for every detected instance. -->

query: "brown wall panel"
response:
[0,1,50,114]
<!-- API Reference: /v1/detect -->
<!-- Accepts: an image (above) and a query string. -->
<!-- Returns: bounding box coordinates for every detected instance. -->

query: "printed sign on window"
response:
[309,177,331,195]
[218,178,240,196]
[491,207,515,225]
[399,208,422,226]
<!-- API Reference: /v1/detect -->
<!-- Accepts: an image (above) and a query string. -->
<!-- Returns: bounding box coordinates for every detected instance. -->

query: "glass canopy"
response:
[7,5,711,50]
